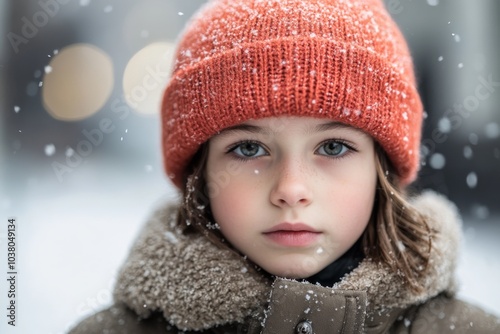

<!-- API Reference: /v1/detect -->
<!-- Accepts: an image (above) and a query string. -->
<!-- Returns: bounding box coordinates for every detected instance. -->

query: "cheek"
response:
[324,188,374,249]
[342,173,376,211]
[322,163,377,228]
[208,177,259,231]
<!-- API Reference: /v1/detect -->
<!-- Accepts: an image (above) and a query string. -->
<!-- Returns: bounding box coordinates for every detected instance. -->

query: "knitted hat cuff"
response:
[162,36,422,188]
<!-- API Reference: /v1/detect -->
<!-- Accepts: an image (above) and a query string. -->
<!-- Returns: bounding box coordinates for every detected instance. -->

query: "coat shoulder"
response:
[67,304,177,334]
[392,295,500,333]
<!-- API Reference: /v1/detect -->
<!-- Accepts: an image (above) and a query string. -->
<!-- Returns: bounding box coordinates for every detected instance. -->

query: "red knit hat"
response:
[161,0,423,188]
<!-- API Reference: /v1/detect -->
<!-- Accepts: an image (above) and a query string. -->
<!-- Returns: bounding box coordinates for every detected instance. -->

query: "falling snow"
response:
[469,133,479,145]
[466,172,478,188]
[472,205,490,220]
[429,153,446,170]
[44,65,53,74]
[438,56,444,62]
[65,147,75,157]
[104,5,113,13]
[427,0,439,6]
[14,106,20,113]
[463,146,473,159]
[44,144,56,156]
[485,123,499,139]
[438,117,451,133]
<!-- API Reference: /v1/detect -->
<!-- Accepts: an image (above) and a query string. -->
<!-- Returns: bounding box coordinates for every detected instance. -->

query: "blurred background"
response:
[0,0,499,333]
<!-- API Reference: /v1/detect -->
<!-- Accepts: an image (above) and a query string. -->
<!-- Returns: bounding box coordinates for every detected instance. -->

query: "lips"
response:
[263,222,319,233]
[263,223,321,247]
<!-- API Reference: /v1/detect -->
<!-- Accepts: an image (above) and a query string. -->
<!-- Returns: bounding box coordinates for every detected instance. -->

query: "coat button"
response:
[295,321,313,334]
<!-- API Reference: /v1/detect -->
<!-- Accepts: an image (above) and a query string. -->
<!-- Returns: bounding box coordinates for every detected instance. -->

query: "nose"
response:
[270,159,313,208]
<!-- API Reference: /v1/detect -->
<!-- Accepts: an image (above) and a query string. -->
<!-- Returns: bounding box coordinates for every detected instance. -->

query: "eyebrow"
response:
[312,121,357,133]
[214,120,361,138]
[215,124,269,137]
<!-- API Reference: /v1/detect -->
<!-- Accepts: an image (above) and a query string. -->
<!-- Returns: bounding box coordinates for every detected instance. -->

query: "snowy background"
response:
[0,1,499,333]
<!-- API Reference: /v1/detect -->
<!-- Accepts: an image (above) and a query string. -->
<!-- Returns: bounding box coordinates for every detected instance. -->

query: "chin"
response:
[264,263,324,279]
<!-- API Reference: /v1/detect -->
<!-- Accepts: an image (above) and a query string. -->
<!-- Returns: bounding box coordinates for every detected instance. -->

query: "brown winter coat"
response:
[69,192,500,333]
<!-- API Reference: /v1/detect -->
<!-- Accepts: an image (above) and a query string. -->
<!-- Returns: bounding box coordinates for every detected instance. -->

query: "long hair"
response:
[362,145,432,293]
[176,142,432,293]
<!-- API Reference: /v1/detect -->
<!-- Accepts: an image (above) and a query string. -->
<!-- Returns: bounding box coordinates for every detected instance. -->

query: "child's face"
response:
[206,116,377,279]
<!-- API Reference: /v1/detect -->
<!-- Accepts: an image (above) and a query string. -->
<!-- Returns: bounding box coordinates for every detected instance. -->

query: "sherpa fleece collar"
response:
[113,191,461,331]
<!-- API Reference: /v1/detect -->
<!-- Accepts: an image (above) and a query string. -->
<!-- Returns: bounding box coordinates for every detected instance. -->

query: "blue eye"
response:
[230,141,267,158]
[317,141,350,157]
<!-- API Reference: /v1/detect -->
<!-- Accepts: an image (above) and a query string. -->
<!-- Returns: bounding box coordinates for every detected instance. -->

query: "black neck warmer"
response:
[305,238,364,287]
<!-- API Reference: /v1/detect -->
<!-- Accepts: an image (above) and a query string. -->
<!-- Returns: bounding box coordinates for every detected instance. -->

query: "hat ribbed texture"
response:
[162,0,423,188]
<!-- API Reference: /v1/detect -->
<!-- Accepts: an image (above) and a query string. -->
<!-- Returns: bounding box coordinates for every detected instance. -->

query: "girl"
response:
[70,0,500,333]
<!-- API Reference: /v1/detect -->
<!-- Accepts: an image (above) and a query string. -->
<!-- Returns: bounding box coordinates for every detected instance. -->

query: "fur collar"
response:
[113,191,461,331]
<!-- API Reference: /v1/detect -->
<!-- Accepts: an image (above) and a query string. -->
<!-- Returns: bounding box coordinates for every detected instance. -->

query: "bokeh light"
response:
[122,41,175,115]
[42,43,114,121]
